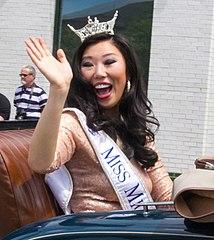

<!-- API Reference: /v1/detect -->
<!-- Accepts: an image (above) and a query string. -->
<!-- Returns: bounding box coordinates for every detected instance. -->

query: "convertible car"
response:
[0,121,213,240]
[3,202,214,240]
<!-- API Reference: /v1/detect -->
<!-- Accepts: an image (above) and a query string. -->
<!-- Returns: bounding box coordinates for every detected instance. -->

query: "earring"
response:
[126,80,131,92]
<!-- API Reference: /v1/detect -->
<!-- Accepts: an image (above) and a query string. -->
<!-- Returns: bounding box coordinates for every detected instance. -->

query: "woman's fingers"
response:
[25,42,42,66]
[25,39,43,62]
[25,46,37,64]
[25,36,51,62]
[25,35,73,89]
[29,36,46,58]
[57,49,67,63]
[38,37,52,57]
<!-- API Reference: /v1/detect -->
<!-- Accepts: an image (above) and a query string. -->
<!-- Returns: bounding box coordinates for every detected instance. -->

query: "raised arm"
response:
[25,36,73,172]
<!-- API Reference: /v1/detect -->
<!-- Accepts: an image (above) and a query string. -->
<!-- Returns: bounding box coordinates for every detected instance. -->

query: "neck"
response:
[24,82,35,88]
[101,106,120,120]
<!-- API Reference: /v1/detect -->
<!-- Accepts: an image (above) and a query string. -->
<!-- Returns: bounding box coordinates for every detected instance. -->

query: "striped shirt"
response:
[14,84,48,119]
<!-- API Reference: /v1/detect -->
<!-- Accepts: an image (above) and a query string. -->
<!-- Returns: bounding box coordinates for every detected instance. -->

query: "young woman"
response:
[25,32,172,213]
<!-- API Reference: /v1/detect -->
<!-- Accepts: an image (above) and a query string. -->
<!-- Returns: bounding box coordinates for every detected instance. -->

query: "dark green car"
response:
[3,202,214,240]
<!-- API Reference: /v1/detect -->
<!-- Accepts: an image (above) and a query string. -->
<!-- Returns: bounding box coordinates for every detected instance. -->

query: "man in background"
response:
[0,93,11,121]
[14,65,48,120]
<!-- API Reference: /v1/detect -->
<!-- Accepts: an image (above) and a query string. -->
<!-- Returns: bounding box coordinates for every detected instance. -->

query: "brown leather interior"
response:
[0,129,59,238]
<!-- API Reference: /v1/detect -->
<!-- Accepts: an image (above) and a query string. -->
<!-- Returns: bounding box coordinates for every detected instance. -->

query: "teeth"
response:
[95,84,110,89]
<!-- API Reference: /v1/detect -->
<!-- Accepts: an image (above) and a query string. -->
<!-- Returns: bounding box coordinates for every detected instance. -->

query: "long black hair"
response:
[66,33,160,168]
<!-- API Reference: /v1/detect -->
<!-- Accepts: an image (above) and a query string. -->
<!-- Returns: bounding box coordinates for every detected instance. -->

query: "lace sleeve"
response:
[45,111,79,172]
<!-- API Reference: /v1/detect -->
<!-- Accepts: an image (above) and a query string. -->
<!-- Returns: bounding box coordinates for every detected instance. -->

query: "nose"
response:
[94,64,107,79]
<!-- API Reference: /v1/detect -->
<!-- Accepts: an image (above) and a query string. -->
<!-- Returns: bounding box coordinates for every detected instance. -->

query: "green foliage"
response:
[61,25,80,65]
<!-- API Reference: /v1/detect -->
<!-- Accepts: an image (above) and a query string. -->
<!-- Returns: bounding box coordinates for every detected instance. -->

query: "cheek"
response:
[115,68,127,89]
[119,79,127,94]
[81,69,91,82]
[117,61,126,79]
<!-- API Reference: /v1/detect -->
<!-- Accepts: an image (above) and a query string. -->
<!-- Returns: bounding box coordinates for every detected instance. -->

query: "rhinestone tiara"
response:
[67,10,118,42]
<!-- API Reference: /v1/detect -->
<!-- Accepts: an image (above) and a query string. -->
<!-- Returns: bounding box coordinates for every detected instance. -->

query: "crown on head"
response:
[67,10,118,42]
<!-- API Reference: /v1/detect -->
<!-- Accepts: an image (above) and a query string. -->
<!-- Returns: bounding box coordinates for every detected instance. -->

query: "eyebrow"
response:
[82,53,116,61]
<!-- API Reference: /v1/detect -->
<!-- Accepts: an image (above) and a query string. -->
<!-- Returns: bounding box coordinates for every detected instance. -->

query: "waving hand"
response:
[25,36,73,92]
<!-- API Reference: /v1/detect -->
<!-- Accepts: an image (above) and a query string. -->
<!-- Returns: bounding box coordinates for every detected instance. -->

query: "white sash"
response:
[45,108,153,214]
[45,165,73,214]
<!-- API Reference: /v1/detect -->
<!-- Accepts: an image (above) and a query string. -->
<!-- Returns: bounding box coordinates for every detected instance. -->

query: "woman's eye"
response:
[105,59,116,65]
[81,62,93,67]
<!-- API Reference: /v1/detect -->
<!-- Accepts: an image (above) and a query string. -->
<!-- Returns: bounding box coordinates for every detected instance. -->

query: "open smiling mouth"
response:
[95,84,112,99]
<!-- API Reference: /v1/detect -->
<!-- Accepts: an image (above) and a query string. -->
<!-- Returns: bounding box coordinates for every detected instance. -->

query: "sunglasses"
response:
[19,73,32,77]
